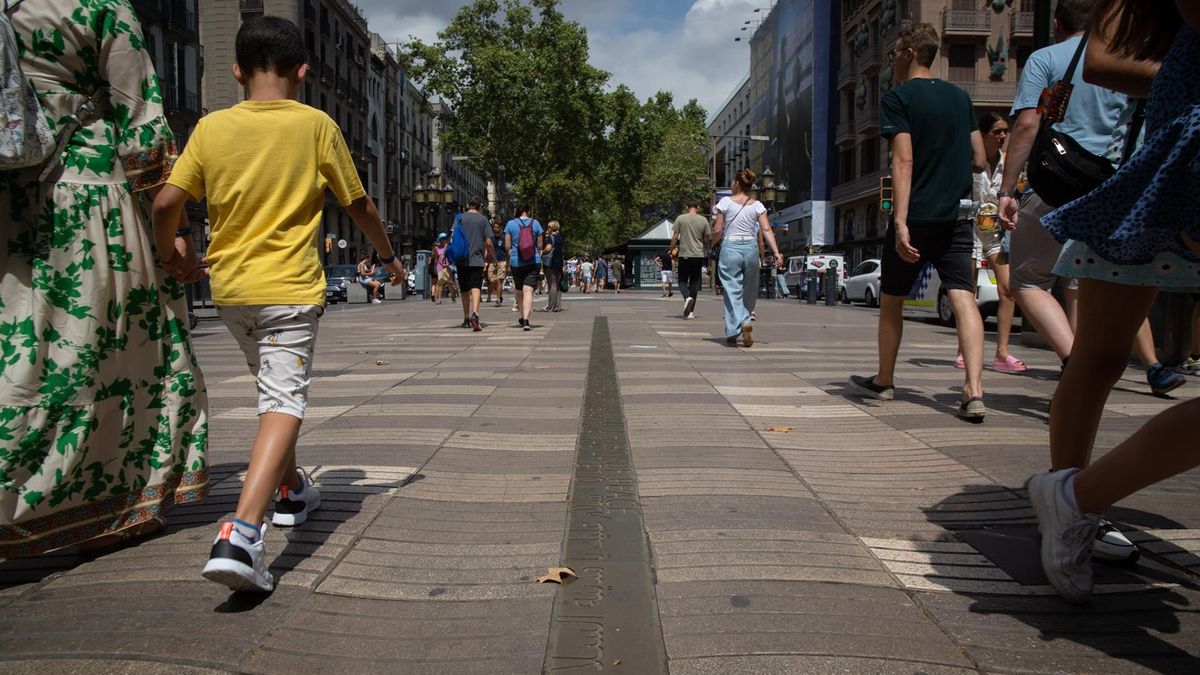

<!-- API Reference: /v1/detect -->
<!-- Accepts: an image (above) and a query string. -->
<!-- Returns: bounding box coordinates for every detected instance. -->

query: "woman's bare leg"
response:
[1049,279,1158,471]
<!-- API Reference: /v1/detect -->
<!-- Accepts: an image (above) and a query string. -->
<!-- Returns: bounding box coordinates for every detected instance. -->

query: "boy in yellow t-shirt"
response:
[151,16,403,593]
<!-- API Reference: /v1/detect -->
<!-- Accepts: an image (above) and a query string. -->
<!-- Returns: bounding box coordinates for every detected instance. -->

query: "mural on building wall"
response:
[988,35,1009,80]
[759,0,815,206]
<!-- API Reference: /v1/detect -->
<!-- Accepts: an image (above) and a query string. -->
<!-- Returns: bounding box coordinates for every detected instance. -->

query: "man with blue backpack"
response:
[444,196,493,331]
[504,204,544,331]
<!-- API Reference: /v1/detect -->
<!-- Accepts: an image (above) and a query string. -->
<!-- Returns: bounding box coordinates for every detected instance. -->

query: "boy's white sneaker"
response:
[202,521,274,592]
[272,468,321,527]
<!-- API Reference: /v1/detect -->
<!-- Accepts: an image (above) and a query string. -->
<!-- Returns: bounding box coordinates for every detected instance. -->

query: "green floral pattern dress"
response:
[0,0,208,556]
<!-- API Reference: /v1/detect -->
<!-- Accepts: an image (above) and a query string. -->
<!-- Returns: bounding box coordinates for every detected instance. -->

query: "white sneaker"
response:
[1093,519,1139,562]
[1027,469,1099,604]
[372,298,383,304]
[685,312,696,320]
[202,521,274,592]
[272,469,321,527]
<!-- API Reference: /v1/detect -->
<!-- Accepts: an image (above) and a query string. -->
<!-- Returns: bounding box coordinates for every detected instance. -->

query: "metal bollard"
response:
[825,271,838,306]
[806,276,819,304]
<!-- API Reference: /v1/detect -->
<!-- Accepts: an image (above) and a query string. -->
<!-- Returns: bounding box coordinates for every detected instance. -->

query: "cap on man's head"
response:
[438,233,448,240]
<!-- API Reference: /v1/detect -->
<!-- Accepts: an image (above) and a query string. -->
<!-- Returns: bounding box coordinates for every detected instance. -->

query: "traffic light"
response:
[879,175,893,213]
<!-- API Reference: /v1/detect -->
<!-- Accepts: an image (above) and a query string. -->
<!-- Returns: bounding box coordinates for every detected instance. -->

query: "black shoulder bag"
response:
[1026,33,1116,207]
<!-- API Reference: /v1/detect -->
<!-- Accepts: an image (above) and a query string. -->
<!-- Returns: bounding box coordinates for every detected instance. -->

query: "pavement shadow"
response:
[922,487,1200,672]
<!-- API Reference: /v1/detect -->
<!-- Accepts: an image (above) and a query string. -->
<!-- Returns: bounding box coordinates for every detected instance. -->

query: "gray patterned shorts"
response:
[217,304,323,419]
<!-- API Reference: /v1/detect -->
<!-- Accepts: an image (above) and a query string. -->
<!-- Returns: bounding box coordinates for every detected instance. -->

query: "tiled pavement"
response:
[2,292,1199,673]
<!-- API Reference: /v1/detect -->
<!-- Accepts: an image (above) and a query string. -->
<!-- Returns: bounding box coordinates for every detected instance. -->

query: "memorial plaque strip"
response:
[543,318,668,673]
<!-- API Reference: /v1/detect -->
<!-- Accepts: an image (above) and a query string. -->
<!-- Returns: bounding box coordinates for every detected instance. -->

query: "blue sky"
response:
[354,0,763,117]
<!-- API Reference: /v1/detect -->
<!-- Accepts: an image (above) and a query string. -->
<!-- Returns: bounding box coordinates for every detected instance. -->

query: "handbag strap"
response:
[1062,32,1089,86]
[1121,99,1147,163]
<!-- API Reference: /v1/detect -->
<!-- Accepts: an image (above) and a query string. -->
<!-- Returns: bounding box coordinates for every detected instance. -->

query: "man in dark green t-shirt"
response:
[850,22,988,420]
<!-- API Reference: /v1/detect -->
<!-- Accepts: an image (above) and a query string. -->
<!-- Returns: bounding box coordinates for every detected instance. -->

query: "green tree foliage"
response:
[405,0,708,252]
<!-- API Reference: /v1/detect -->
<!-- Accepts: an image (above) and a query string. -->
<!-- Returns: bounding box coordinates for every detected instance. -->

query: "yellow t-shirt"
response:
[167,100,365,306]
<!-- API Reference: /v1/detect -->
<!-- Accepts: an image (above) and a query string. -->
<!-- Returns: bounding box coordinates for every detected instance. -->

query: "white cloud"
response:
[353,0,758,116]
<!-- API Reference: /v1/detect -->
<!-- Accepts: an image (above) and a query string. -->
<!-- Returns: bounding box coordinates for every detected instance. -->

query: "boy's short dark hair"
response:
[468,196,483,210]
[236,16,306,76]
[685,199,700,210]
[1054,0,1095,35]
[896,23,940,67]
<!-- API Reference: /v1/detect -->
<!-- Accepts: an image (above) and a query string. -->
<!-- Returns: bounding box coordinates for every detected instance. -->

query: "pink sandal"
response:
[992,354,1027,373]
[953,355,964,369]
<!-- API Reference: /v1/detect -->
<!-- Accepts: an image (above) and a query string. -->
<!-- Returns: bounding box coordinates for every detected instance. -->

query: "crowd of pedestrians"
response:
[2,2,1197,613]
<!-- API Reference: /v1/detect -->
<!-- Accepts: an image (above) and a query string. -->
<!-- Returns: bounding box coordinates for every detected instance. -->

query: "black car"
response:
[324,264,391,304]
[324,265,357,304]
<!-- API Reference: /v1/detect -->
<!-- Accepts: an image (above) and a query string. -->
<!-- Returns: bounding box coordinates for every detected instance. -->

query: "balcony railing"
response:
[857,49,881,75]
[950,79,1017,105]
[835,120,855,144]
[239,0,264,12]
[942,9,992,35]
[832,170,886,205]
[320,64,334,83]
[1012,11,1034,36]
[837,61,856,89]
[854,109,880,133]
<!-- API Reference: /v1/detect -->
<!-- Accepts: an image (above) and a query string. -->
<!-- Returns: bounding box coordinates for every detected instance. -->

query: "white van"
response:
[784,254,847,299]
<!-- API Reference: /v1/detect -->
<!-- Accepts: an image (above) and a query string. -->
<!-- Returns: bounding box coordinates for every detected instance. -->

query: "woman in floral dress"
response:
[0,0,208,556]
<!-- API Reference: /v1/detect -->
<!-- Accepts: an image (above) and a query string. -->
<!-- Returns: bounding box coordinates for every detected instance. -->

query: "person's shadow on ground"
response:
[920,486,1200,673]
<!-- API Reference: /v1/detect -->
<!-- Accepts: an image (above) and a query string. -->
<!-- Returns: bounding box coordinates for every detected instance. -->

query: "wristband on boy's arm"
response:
[379,253,396,264]
[175,227,192,238]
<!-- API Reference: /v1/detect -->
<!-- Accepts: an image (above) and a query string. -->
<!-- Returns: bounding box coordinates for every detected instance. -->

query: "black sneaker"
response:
[201,521,273,592]
[518,317,526,328]
[523,321,532,332]
[461,318,472,329]
[470,314,481,332]
[850,375,896,401]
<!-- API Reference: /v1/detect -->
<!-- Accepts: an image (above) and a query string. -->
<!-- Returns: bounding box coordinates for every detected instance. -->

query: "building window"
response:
[948,44,976,82]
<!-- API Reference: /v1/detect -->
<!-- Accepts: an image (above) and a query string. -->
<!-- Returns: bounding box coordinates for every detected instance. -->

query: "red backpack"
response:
[517,218,537,264]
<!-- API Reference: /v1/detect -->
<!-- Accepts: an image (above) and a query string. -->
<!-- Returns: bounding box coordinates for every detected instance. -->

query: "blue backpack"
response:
[445,213,469,264]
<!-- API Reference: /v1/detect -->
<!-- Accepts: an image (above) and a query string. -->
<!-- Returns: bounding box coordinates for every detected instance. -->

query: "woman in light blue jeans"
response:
[713,168,784,347]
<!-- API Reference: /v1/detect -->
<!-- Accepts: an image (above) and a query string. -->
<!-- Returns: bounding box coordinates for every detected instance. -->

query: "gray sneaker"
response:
[1027,469,1099,604]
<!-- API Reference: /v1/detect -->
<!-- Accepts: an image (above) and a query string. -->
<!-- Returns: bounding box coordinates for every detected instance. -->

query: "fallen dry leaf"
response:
[612,659,622,666]
[765,425,794,433]
[537,566,577,584]
[375,360,390,366]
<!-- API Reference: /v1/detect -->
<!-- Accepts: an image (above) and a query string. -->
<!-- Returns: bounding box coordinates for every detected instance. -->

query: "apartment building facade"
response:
[832,0,1033,267]
[132,0,202,222]
[708,76,753,192]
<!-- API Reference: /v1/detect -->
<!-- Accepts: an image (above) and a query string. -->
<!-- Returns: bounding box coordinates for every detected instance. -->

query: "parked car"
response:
[323,264,389,303]
[905,259,1000,326]
[845,258,882,307]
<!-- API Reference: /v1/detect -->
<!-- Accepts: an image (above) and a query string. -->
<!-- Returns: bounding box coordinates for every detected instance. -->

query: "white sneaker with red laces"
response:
[272,469,321,527]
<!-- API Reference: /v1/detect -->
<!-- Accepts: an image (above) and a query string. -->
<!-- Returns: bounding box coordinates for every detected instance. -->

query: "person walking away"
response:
[567,255,579,291]
[505,205,544,330]
[456,197,492,331]
[673,200,710,319]
[581,257,594,294]
[594,256,608,294]
[432,233,451,304]
[152,16,403,591]
[357,251,384,303]
[954,113,1026,371]
[1027,0,1200,603]
[657,249,675,297]
[542,221,566,312]
[0,0,209,556]
[488,220,507,306]
[849,23,989,420]
[712,169,783,347]
[612,257,624,293]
